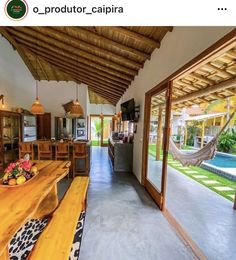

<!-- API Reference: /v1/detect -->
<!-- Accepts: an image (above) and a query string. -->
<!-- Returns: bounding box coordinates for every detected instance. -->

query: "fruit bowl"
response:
[0,159,39,187]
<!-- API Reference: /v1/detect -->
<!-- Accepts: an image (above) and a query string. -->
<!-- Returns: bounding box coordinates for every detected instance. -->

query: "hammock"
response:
[169,112,235,166]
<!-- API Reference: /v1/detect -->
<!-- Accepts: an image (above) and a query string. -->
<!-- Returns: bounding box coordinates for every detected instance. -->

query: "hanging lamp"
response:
[31,80,45,115]
[70,84,84,117]
[30,54,45,115]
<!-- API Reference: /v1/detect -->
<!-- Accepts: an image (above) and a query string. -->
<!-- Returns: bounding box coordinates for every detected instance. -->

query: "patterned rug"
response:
[9,211,86,260]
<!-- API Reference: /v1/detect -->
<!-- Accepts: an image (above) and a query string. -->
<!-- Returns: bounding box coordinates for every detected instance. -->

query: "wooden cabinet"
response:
[0,111,21,172]
[37,113,51,139]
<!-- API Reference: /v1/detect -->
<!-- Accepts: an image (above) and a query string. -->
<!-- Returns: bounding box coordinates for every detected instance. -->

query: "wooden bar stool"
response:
[55,142,70,178]
[37,142,53,160]
[73,142,89,178]
[19,142,34,160]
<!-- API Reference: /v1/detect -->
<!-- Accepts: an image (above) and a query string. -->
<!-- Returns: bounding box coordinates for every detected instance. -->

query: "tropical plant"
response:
[94,120,102,144]
[186,122,201,146]
[217,129,236,153]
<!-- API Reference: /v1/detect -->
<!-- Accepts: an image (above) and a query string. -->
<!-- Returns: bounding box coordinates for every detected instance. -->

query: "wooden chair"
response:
[19,142,34,160]
[55,142,70,178]
[37,142,53,160]
[73,142,89,178]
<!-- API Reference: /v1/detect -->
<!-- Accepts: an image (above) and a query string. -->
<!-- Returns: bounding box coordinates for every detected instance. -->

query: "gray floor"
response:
[148,156,236,260]
[77,147,194,260]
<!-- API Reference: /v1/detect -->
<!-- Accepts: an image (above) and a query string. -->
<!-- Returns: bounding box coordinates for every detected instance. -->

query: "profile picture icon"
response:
[5,0,28,21]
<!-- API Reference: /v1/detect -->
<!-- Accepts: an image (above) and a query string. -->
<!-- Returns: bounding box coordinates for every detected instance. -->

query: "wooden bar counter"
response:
[0,160,70,259]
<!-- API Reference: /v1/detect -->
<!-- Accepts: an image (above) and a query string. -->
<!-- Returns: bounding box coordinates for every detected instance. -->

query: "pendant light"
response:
[70,84,84,117]
[0,94,5,109]
[30,54,45,115]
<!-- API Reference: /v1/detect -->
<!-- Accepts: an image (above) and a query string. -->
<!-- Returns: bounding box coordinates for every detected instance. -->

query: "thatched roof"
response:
[0,26,172,105]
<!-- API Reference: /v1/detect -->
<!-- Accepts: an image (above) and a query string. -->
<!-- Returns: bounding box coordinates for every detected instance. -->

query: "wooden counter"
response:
[0,160,70,258]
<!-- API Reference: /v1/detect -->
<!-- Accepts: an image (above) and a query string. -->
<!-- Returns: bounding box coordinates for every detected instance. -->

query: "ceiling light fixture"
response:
[70,84,84,117]
[30,80,45,115]
[30,53,45,115]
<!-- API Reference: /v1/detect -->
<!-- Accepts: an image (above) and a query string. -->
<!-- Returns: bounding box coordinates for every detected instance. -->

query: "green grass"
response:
[148,144,236,202]
[91,140,100,146]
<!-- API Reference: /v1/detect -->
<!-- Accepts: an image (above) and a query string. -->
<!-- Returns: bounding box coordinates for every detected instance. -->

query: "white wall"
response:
[38,81,88,136]
[116,27,234,183]
[0,37,35,110]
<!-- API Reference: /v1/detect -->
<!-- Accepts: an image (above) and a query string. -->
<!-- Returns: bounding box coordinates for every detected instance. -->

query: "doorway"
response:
[90,115,113,147]
[142,82,172,210]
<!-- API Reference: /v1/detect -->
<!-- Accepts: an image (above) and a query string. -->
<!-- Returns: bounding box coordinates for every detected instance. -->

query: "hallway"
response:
[79,147,194,260]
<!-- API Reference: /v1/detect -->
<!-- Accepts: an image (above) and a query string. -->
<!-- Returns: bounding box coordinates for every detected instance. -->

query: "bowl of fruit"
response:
[1,157,39,187]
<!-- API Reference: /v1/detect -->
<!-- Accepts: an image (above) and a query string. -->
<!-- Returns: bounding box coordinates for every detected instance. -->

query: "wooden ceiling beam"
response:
[190,72,217,85]
[205,63,233,77]
[12,33,134,82]
[9,27,137,76]
[18,39,130,85]
[34,26,143,71]
[87,86,119,104]
[0,27,39,80]
[72,27,150,61]
[110,27,160,49]
[37,57,49,81]
[25,47,128,91]
[172,77,236,105]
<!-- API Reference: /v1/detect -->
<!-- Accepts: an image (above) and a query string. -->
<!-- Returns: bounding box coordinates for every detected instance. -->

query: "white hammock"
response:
[169,112,235,166]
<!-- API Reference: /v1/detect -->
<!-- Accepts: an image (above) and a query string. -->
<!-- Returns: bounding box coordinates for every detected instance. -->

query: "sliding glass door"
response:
[142,82,172,210]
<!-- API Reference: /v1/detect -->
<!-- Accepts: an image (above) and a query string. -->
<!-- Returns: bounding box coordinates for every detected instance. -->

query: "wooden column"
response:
[201,121,205,148]
[156,108,163,161]
[184,122,188,146]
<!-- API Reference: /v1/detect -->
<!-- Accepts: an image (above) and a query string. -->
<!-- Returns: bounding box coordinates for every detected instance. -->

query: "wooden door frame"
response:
[141,29,236,210]
[89,114,113,146]
[142,82,172,210]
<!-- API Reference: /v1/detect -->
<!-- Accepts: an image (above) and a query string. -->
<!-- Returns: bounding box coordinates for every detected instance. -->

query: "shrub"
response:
[217,129,236,153]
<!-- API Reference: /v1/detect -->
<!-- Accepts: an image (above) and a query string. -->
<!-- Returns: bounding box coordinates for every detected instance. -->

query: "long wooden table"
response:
[0,160,71,259]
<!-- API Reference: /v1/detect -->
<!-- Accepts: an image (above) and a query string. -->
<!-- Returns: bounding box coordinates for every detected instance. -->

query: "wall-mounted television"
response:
[121,99,135,121]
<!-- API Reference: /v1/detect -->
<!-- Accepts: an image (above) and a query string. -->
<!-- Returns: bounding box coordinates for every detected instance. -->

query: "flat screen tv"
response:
[121,99,135,121]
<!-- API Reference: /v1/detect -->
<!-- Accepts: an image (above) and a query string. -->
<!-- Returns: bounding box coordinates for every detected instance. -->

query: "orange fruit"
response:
[16,176,26,185]
[8,179,17,186]
[31,166,38,174]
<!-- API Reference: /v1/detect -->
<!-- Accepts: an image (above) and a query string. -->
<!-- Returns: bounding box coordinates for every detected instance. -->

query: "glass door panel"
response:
[143,83,172,210]
[90,116,102,146]
[102,116,113,146]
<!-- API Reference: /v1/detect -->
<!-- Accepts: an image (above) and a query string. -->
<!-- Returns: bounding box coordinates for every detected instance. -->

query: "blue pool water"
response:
[205,154,236,168]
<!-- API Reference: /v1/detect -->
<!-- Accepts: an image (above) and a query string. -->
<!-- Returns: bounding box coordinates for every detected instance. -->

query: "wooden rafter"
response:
[110,27,160,48]
[9,27,138,76]
[33,26,143,70]
[13,34,134,82]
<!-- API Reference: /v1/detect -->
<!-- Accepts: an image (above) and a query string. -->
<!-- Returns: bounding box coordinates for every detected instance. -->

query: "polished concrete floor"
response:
[76,147,194,260]
[148,156,236,260]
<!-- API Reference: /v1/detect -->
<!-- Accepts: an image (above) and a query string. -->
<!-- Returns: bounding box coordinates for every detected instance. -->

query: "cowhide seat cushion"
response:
[9,211,86,260]
[9,217,49,260]
[69,211,86,260]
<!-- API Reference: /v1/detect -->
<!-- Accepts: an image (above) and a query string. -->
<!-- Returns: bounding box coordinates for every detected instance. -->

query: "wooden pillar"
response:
[220,116,224,127]
[156,108,163,161]
[184,122,188,146]
[213,117,216,126]
[201,121,205,148]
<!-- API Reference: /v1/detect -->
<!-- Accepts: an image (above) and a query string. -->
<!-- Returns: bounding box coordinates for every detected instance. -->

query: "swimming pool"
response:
[205,153,236,168]
[201,152,236,181]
